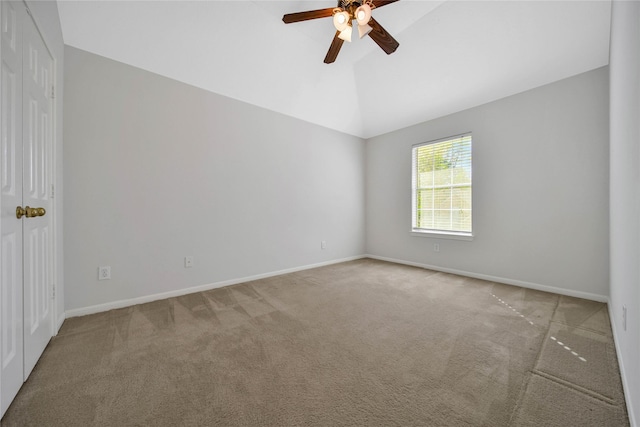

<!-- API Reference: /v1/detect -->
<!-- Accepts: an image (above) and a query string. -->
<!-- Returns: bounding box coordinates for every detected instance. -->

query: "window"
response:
[412,134,472,237]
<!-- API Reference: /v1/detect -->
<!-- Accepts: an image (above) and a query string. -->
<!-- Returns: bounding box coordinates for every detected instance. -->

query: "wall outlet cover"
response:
[98,266,111,280]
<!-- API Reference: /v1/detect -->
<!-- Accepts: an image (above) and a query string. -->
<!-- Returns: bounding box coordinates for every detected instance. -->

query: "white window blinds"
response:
[412,134,472,235]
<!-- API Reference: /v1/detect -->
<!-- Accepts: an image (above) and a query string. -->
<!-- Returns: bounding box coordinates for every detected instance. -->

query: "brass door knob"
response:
[25,206,46,218]
[24,206,46,218]
[16,206,46,219]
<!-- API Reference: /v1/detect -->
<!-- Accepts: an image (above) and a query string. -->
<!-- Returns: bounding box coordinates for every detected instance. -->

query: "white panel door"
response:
[0,1,53,417]
[0,0,24,416]
[21,5,52,380]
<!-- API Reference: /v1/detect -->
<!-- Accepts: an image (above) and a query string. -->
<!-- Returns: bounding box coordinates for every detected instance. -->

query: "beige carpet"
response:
[1,259,628,426]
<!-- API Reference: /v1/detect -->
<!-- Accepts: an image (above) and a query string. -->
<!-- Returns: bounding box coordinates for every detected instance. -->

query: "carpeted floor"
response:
[1,259,629,426]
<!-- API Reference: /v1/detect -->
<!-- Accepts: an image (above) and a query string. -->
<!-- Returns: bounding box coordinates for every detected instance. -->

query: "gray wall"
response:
[366,67,610,300]
[609,1,640,425]
[63,46,365,313]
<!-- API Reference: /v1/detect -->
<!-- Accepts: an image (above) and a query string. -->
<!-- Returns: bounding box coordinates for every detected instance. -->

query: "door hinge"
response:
[50,184,55,198]
[52,284,56,300]
[51,86,55,99]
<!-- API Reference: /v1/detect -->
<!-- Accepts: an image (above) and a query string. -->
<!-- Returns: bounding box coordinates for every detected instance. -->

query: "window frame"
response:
[411,133,473,241]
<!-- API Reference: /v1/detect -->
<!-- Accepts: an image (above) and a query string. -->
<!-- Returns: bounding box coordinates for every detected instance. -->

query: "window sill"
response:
[410,229,474,241]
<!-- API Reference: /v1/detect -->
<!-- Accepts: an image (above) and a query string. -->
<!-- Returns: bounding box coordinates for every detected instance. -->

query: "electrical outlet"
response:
[98,266,111,280]
[321,241,327,250]
[433,243,440,252]
[623,305,627,331]
[185,256,194,268]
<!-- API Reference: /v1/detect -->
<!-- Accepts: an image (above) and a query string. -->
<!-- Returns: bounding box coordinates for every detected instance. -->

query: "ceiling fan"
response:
[282,0,400,64]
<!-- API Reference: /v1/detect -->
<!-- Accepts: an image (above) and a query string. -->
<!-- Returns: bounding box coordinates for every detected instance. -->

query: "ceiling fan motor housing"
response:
[338,0,368,17]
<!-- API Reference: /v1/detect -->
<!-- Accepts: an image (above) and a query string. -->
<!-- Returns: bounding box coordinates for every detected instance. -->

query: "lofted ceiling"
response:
[57,0,611,138]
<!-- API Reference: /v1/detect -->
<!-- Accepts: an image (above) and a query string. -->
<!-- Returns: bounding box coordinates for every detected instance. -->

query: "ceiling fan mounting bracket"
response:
[337,0,370,11]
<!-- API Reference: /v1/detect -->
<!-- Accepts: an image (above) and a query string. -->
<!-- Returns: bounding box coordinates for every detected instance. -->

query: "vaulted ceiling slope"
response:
[57,1,611,139]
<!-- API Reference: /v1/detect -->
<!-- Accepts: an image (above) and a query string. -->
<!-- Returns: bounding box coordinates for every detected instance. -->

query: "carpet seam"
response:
[538,318,622,405]
[539,298,618,405]
[549,320,612,338]
[486,286,547,421]
[507,294,561,425]
[508,371,535,426]
[530,370,618,405]
[533,295,560,371]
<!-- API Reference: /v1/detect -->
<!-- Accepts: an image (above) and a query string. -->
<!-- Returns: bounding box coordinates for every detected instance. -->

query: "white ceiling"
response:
[57,0,611,138]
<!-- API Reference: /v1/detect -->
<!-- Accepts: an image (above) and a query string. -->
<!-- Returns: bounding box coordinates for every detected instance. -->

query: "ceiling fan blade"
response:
[324,31,345,64]
[371,0,400,8]
[368,17,399,55]
[283,8,335,24]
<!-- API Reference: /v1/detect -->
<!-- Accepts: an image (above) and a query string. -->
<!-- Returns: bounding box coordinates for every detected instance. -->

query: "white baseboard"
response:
[66,253,608,315]
[65,255,366,318]
[365,254,608,302]
[608,303,637,427]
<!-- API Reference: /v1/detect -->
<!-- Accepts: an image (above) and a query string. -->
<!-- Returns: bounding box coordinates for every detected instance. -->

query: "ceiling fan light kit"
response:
[356,4,372,26]
[338,23,353,42]
[282,0,400,64]
[358,23,373,39]
[333,10,350,31]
